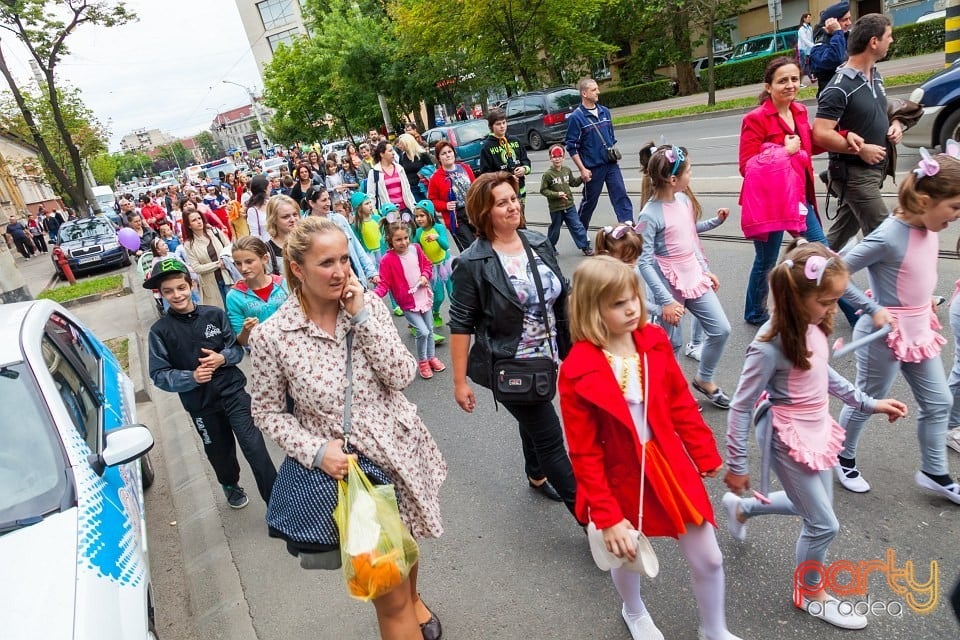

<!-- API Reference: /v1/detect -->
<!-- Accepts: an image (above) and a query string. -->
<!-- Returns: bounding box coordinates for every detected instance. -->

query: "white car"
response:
[0,300,157,640]
[261,157,287,179]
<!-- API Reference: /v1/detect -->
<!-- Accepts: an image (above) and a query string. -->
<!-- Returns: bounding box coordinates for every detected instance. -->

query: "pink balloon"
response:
[117,227,141,252]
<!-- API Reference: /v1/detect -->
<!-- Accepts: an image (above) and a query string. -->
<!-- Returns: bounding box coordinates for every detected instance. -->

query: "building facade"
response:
[119,128,175,153]
[233,0,307,77]
[0,131,64,222]
[211,104,261,154]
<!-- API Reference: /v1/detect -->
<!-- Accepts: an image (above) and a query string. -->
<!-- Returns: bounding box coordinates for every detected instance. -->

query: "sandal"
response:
[692,379,731,409]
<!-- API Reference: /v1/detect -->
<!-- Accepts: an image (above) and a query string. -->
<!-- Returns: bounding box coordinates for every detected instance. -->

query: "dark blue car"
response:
[53,217,131,278]
[903,59,960,149]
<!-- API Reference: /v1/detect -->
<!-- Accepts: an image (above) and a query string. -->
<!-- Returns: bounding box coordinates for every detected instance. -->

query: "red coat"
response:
[426,162,475,229]
[739,99,823,214]
[558,324,721,538]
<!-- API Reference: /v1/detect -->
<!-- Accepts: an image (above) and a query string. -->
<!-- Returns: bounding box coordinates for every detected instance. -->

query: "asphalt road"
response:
[198,112,958,639]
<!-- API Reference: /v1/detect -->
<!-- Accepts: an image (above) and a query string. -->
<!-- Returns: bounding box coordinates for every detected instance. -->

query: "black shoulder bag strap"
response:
[371,170,381,210]
[520,234,555,363]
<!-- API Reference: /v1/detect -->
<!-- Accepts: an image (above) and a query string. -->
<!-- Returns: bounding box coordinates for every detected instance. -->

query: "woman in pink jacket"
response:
[374,205,445,379]
[739,56,828,326]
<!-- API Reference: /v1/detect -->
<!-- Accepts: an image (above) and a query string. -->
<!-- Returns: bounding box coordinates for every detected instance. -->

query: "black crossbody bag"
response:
[492,236,558,405]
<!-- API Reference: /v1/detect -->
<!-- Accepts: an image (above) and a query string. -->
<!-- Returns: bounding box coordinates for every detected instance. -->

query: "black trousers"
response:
[31,233,47,253]
[500,399,577,515]
[13,236,34,258]
[189,391,277,503]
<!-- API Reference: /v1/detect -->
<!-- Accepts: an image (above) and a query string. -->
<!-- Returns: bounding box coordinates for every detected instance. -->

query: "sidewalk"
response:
[608,52,944,120]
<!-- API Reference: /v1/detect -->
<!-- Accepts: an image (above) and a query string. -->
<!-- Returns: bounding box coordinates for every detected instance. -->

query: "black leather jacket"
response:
[449,229,571,389]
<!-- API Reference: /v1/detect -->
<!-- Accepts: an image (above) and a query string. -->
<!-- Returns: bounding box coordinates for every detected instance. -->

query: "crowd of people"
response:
[133,11,960,639]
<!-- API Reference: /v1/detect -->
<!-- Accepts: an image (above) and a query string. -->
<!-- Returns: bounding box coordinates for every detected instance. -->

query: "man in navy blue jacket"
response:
[564,78,632,229]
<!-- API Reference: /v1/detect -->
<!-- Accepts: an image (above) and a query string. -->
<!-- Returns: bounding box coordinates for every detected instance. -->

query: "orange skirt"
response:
[640,439,705,538]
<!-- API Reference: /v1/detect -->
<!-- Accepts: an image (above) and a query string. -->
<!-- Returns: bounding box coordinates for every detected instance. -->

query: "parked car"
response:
[321,140,350,161]
[0,299,157,639]
[422,119,490,173]
[260,157,287,178]
[693,53,730,79]
[54,217,131,279]
[728,32,798,63]
[903,58,960,150]
[504,87,581,151]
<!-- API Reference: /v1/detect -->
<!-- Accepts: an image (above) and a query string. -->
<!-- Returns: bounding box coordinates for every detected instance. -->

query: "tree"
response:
[0,84,109,196]
[88,151,116,185]
[194,131,222,162]
[0,0,134,211]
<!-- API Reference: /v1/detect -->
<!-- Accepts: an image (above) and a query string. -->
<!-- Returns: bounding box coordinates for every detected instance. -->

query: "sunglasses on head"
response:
[601,222,643,239]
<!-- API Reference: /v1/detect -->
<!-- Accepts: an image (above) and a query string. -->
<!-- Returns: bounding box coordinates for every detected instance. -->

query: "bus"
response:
[199,157,238,184]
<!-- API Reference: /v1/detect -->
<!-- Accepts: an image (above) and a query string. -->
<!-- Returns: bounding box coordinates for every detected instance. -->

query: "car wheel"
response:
[120,250,132,267]
[141,452,156,490]
[528,129,545,151]
[940,108,960,150]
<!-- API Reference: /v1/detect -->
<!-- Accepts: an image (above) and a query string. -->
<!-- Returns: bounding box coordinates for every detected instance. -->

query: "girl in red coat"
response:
[560,256,742,640]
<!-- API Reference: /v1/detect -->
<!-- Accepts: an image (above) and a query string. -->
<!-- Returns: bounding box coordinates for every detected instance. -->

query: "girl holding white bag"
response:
[559,256,743,640]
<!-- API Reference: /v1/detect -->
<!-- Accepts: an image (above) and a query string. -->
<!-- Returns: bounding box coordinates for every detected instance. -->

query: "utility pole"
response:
[223,81,268,154]
[947,0,959,66]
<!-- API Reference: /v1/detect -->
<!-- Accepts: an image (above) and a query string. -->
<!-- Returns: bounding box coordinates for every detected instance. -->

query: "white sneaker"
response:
[684,342,703,361]
[798,595,868,629]
[835,464,870,493]
[721,492,747,541]
[947,427,960,454]
[621,605,664,640]
[914,471,960,505]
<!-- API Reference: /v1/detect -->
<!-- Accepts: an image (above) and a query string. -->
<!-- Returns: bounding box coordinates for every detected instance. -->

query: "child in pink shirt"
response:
[374,209,445,379]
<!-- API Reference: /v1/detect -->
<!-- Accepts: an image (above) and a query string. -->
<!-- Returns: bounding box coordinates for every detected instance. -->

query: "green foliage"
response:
[888,19,944,59]
[194,131,222,161]
[89,152,117,185]
[600,80,677,108]
[113,151,151,182]
[713,50,791,89]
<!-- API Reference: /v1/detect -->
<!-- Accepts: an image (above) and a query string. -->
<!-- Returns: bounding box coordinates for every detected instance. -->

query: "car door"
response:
[506,96,526,140]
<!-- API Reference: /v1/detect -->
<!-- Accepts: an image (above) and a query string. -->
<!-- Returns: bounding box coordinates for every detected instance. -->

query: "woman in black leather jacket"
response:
[449,171,577,513]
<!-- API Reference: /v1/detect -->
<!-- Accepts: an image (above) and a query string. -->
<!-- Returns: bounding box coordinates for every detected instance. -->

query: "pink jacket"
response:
[374,244,433,310]
[739,143,808,240]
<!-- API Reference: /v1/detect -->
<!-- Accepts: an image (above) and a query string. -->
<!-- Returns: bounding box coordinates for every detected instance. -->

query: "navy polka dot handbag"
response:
[265,329,392,548]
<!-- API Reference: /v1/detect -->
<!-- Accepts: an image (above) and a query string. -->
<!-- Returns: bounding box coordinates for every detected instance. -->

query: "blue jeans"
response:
[745,231,783,324]
[577,162,633,229]
[403,309,435,361]
[547,204,590,250]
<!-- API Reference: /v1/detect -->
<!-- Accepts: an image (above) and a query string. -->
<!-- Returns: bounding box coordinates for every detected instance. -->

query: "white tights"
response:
[611,523,730,639]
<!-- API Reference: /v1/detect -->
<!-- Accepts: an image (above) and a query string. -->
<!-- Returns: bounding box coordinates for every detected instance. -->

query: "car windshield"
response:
[0,363,68,532]
[60,219,115,242]
[453,121,490,145]
[733,37,771,58]
[548,89,580,111]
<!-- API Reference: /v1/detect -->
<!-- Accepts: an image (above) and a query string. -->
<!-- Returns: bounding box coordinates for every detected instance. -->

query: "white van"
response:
[91,185,115,214]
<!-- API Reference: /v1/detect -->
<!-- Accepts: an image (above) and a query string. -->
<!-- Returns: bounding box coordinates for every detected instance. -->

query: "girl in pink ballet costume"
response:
[834,145,960,504]
[637,144,731,408]
[723,242,907,631]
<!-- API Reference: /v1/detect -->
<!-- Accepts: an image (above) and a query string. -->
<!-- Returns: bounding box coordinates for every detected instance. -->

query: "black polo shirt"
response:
[816,65,888,167]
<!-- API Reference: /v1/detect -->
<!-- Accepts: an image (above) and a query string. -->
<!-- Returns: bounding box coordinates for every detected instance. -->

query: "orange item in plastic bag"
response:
[346,549,403,598]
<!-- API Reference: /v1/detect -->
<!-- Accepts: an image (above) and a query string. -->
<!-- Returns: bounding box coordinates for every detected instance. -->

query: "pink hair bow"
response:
[804,256,831,286]
[913,147,939,180]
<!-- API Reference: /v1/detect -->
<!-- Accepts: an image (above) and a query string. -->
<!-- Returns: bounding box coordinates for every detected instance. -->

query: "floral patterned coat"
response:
[248,291,446,539]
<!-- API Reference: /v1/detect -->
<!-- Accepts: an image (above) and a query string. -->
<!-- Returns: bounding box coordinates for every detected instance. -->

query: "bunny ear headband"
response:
[660,145,686,176]
[385,211,412,224]
[782,254,835,287]
[602,221,646,239]
[913,139,960,180]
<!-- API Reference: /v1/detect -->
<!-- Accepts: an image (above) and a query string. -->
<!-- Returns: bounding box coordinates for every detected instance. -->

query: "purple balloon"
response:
[117,227,141,252]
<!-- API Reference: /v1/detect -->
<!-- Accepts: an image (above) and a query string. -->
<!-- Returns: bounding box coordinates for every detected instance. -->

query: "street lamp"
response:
[223,80,267,153]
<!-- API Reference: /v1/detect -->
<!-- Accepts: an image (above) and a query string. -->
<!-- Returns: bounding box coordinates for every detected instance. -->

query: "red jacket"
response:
[374,244,432,310]
[739,99,823,214]
[426,163,475,229]
[558,324,721,537]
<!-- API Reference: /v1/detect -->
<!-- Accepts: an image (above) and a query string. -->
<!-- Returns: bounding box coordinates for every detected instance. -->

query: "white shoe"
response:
[947,427,960,454]
[621,605,664,640]
[835,464,870,493]
[684,342,703,361]
[721,492,747,541]
[798,595,868,629]
[914,471,960,505]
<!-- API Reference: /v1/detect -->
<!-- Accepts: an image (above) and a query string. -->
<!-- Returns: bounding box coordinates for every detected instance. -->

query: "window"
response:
[267,27,300,53]
[258,0,296,31]
[523,97,545,117]
[506,98,524,119]
[42,335,100,450]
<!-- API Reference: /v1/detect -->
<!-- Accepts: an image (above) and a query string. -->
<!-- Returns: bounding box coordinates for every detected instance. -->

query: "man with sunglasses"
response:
[565,77,633,229]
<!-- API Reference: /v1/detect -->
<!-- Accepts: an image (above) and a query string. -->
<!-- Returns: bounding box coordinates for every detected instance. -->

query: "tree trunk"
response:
[42,68,92,213]
[671,13,698,96]
[707,21,716,106]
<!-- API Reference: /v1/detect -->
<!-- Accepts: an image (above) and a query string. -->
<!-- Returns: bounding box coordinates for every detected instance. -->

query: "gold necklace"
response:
[604,350,644,400]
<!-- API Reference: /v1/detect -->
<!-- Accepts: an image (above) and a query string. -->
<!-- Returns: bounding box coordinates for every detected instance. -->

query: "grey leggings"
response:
[673,288,730,383]
[402,309,435,361]
[740,428,839,588]
[838,315,952,476]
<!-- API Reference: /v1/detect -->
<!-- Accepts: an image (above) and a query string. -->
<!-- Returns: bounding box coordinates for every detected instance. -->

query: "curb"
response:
[131,275,258,640]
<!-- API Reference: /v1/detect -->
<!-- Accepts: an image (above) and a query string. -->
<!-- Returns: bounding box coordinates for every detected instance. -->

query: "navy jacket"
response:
[564,103,618,170]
